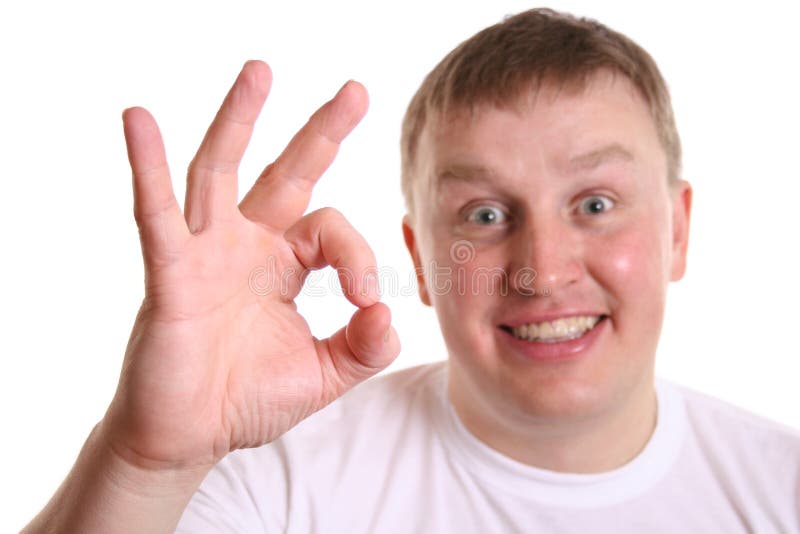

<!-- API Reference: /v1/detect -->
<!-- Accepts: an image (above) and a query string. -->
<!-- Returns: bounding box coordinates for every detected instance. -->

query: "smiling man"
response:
[24,8,799,534]
[402,67,688,474]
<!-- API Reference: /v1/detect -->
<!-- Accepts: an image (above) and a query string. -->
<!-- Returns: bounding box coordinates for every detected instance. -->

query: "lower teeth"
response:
[528,330,587,343]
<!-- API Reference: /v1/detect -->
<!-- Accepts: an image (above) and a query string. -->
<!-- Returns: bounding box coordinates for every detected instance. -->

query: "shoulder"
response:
[666,380,800,488]
[666,381,800,520]
[673,380,800,451]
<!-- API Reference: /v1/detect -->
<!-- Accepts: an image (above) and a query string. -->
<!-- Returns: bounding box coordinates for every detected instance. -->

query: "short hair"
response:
[400,8,681,215]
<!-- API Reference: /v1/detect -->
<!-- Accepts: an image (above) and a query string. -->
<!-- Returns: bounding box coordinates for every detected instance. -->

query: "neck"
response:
[447,367,658,474]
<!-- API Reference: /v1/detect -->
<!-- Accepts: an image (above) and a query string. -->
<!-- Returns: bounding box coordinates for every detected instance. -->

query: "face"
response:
[403,72,691,433]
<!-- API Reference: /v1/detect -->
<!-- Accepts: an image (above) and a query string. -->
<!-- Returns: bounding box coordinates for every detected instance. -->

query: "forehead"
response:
[415,72,664,190]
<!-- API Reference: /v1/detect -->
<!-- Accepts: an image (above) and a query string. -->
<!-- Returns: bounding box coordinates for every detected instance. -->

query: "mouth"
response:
[499,315,609,343]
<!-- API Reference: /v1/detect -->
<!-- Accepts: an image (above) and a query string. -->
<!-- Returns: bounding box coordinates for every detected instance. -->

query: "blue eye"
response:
[467,205,507,225]
[579,195,614,215]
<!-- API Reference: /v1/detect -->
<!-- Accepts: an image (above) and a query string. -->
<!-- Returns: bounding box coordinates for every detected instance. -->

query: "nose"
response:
[508,217,583,297]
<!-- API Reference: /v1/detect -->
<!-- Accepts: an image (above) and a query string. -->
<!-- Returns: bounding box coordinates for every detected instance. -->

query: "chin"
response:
[499,375,614,422]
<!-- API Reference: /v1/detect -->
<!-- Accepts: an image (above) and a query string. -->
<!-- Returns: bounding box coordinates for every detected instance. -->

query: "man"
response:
[23,8,800,533]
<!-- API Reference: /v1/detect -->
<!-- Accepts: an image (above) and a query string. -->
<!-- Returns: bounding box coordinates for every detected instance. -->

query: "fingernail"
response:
[337,80,353,96]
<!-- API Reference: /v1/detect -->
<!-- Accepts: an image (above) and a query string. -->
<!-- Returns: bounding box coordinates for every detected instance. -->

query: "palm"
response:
[102,62,398,472]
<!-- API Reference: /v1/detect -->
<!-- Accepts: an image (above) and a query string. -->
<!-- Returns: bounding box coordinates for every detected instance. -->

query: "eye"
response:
[466,205,508,225]
[578,195,614,215]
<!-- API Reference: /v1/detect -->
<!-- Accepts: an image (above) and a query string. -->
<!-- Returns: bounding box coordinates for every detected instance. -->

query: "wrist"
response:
[94,419,215,493]
[23,421,213,534]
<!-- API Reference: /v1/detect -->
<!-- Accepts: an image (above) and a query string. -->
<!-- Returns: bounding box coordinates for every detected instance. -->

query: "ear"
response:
[402,214,431,306]
[669,180,693,281]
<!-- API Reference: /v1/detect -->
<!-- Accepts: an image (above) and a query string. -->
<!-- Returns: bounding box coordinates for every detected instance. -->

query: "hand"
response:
[102,60,400,473]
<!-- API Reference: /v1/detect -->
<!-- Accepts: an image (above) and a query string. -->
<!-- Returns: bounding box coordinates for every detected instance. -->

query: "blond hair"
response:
[400,8,681,214]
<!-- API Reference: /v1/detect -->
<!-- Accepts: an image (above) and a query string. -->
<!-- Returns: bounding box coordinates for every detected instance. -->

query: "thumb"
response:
[322,302,400,395]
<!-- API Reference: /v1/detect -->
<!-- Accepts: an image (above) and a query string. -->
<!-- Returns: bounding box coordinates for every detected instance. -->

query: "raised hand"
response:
[102,60,400,474]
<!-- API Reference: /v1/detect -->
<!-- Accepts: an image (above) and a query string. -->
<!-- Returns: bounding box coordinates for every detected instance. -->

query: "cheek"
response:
[427,256,493,316]
[591,223,671,315]
[425,252,503,353]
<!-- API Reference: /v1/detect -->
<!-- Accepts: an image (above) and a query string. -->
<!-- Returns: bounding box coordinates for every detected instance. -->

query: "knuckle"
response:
[133,198,175,227]
[318,206,343,219]
[187,157,237,179]
[315,206,347,226]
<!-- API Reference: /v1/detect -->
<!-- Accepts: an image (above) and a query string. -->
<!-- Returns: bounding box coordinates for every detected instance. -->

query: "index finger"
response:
[239,80,368,231]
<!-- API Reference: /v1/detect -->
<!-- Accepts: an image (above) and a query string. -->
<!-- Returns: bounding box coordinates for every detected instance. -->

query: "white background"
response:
[1,0,798,530]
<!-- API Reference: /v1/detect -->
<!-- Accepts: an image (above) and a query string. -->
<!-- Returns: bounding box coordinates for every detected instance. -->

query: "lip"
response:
[497,315,608,362]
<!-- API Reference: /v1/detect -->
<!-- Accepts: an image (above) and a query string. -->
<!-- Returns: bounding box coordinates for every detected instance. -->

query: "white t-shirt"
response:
[176,362,800,533]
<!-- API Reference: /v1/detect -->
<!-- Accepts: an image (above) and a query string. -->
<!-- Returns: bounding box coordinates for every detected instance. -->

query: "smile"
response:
[503,315,607,343]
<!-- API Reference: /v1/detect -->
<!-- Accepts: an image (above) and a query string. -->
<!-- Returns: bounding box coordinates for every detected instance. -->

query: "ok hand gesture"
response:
[103,60,399,473]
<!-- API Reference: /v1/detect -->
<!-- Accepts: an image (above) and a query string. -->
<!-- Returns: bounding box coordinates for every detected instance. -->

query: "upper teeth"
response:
[511,315,601,342]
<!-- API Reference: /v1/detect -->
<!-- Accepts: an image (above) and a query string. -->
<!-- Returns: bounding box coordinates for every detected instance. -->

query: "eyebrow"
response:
[569,143,634,170]
[435,142,635,187]
[435,164,495,187]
